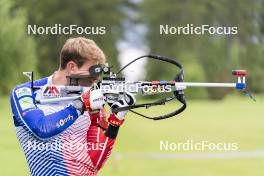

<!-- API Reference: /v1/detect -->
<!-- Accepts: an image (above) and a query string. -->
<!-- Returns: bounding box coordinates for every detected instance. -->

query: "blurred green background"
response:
[1,96,264,175]
[0,0,264,175]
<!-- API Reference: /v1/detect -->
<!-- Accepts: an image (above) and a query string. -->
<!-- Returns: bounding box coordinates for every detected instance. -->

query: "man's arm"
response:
[10,85,80,140]
[87,111,116,172]
[86,93,136,172]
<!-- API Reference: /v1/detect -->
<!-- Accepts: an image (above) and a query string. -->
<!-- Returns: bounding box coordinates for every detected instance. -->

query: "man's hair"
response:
[60,37,106,69]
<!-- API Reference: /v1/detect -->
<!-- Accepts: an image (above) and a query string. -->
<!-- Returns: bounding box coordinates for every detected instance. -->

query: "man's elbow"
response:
[31,127,55,140]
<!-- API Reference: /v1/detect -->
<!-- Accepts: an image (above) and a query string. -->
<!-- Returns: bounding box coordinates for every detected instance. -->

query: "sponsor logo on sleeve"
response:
[19,97,35,111]
[15,87,32,98]
[56,114,74,128]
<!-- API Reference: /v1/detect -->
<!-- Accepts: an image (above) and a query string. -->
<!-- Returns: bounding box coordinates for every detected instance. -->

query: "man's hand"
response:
[81,89,105,112]
[108,92,136,126]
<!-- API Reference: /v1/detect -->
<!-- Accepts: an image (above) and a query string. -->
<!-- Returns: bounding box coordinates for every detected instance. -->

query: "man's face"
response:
[68,60,100,86]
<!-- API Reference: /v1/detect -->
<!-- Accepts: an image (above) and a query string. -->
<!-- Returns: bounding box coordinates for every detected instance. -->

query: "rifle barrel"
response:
[176,82,236,88]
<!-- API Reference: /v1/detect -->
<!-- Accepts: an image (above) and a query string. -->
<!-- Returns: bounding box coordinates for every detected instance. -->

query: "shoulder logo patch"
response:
[19,97,35,111]
[16,87,32,98]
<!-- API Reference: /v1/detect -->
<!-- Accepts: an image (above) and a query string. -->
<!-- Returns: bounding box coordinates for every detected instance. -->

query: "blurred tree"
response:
[14,0,133,76]
[240,43,264,93]
[239,0,264,94]
[140,0,263,99]
[0,0,37,95]
[139,0,211,98]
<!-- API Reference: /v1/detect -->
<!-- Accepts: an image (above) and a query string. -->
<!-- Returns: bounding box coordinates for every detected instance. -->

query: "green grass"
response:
[1,95,264,175]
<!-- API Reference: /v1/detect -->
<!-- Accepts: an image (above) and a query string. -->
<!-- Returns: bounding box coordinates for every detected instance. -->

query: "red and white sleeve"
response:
[86,108,118,173]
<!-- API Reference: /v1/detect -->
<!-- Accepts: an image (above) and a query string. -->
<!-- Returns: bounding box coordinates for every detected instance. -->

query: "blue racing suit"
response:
[10,76,116,176]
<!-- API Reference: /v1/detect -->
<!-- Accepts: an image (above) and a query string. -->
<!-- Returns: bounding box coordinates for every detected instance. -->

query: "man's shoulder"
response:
[11,77,49,100]
[12,77,48,91]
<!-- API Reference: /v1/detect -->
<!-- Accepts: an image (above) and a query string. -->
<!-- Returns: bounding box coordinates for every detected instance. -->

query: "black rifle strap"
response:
[112,55,187,120]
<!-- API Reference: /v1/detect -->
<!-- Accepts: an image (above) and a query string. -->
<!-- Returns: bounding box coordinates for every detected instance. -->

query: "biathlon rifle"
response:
[23,55,255,120]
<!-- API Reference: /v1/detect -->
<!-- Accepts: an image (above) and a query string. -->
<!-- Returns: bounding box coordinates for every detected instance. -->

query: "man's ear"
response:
[66,61,78,74]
